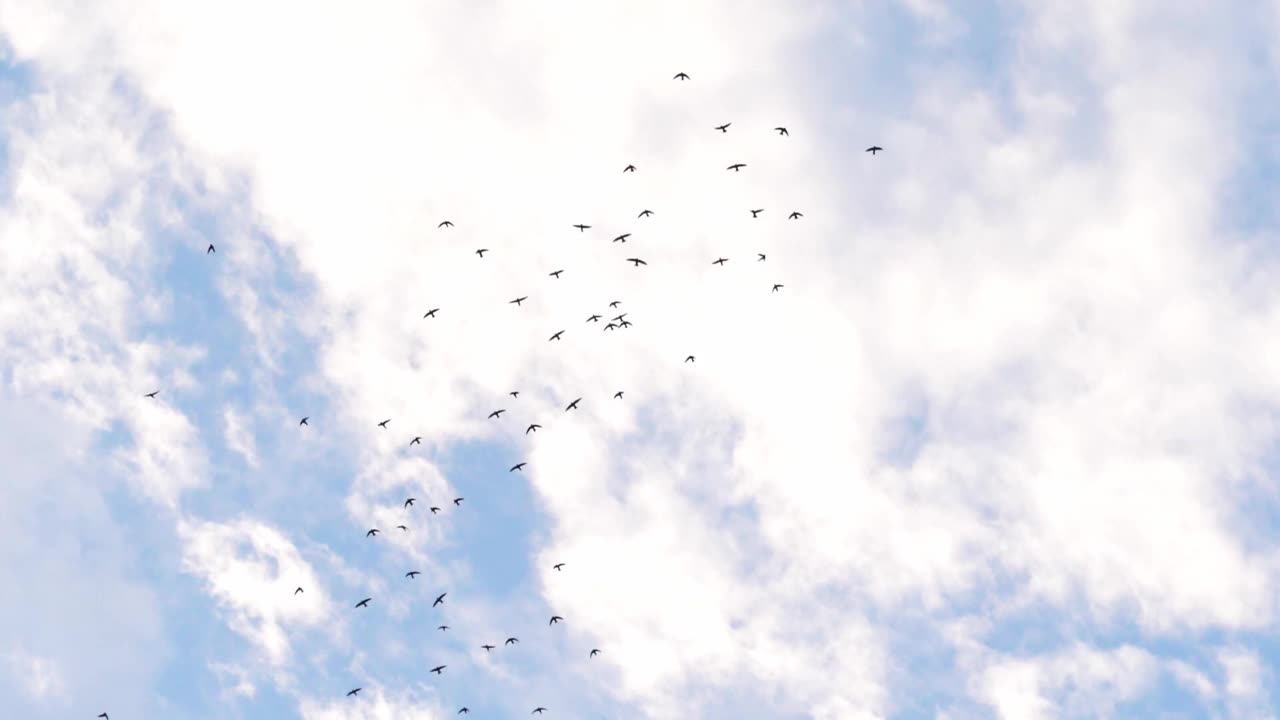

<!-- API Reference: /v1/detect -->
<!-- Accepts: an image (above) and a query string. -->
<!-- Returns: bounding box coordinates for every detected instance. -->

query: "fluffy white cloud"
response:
[3,649,67,703]
[977,644,1158,719]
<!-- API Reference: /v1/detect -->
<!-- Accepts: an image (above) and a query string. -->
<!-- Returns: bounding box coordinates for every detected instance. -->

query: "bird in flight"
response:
[626,258,647,266]
[553,563,565,571]
[489,409,506,419]
[505,637,519,645]
[773,284,784,292]
[99,713,110,718]
[482,644,495,652]
[750,208,763,218]
[532,709,547,715]
[638,209,654,218]
[410,436,422,446]
[549,615,563,625]
[775,127,789,136]
[685,355,696,363]
[347,688,361,697]
[458,709,469,715]
[406,571,421,578]
[609,300,622,308]
[713,258,728,266]
[510,462,527,472]
[866,145,883,155]
[674,72,690,80]
[758,253,767,261]
[438,625,449,631]
[145,391,159,399]
[612,312,627,321]
[623,164,636,172]
[789,211,803,219]
[549,270,564,278]
[604,322,618,331]
[206,244,215,254]
[565,398,581,411]
[404,497,416,508]
[715,123,731,132]
[613,233,630,243]
[590,648,600,657]
[573,224,591,232]
[727,163,746,171]
[586,314,602,322]
[378,419,391,428]
[355,598,371,608]
[438,220,453,228]
[434,592,447,607]
[549,330,564,341]
[510,296,528,306]
[613,391,624,399]
[509,391,520,397]
[366,528,380,537]
[396,524,408,531]
[299,416,309,426]
[423,308,439,318]
[620,319,634,328]
[526,424,542,434]
[295,587,304,594]
[431,665,446,675]
[453,497,464,506]
[475,248,489,257]
[430,506,441,514]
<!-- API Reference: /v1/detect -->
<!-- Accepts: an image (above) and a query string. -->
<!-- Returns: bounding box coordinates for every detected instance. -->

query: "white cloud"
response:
[223,406,259,468]
[297,688,447,720]
[977,644,1158,720]
[4,649,67,703]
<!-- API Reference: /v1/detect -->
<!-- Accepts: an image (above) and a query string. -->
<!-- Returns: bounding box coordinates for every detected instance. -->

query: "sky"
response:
[3,0,1280,718]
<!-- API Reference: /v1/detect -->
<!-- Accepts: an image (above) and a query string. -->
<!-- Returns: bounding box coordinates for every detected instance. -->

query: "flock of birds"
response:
[109,71,882,719]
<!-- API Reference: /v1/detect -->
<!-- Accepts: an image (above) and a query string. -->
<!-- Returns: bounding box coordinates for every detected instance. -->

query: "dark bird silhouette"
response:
[623,164,636,172]
[430,506,441,514]
[438,625,449,631]
[773,284,783,292]
[715,123,731,132]
[614,391,624,399]
[434,593,447,607]
[431,665,446,674]
[727,163,746,171]
[674,72,690,80]
[526,424,542,434]
[549,330,564,341]
[510,391,520,397]
[638,209,654,218]
[510,462,527,472]
[775,127,789,135]
[573,224,591,232]
[627,258,647,266]
[475,248,489,257]
[612,313,627,321]
[565,398,581,411]
[549,270,564,278]
[750,209,763,218]
[549,615,563,625]
[489,409,506,419]
[459,709,469,715]
[406,571,421,578]
[99,713,110,718]
[619,319,633,328]
[366,528,380,537]
[396,524,408,531]
[789,211,803,219]
[482,644,495,652]
[554,563,565,571]
[510,296,528,306]
[207,244,215,254]
[347,688,361,697]
[300,416,309,426]
[587,314,602,322]
[604,323,618,331]
[713,258,728,266]
[453,497,464,506]
[439,220,453,228]
[410,436,422,445]
[378,419,391,428]
[613,233,630,243]
[532,709,547,715]
[590,648,600,657]
[609,300,622,308]
[685,355,696,363]
[423,308,439,318]
[758,253,766,261]
[145,391,159,399]
[866,145,883,155]
[404,497,416,508]
[355,598,371,608]
[295,587,304,594]
[505,637,519,645]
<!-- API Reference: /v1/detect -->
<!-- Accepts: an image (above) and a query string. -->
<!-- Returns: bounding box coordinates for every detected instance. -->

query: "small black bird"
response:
[505,637,519,645]
[638,209,654,218]
[549,615,563,625]
[573,224,591,232]
[549,270,564,278]
[347,688,361,697]
[489,409,506,419]
[434,592,447,607]
[410,436,422,446]
[396,524,408,531]
[713,258,728,266]
[613,233,630,243]
[526,424,542,434]
[532,709,547,715]
[510,296,528,306]
[758,253,767,261]
[453,497,464,506]
[510,462,527,472]
[626,258,647,266]
[587,314,602,322]
[613,391,623,399]
[404,497,416,508]
[300,416,309,426]
[510,391,520,398]
[609,300,622,308]
[459,709,469,715]
[789,211,803,219]
[430,506,441,514]
[482,644,495,652]
[566,398,581,411]
[207,244,215,254]
[590,648,600,657]
[623,164,636,172]
[295,587,304,594]
[476,248,489,257]
[423,308,439,318]
[674,72,690,80]
[775,127,789,136]
[549,330,564,341]
[620,319,633,328]
[355,598,371,608]
[406,571,421,578]
[553,563,565,571]
[99,714,110,719]
[750,209,763,218]
[604,323,618,331]
[727,163,746,171]
[366,528,380,537]
[773,284,783,292]
[612,313,627,321]
[715,123,731,132]
[866,146,883,155]
[431,665,446,674]
[439,220,453,228]
[145,391,159,399]
[378,419,391,428]
[685,355,696,363]
[438,625,449,631]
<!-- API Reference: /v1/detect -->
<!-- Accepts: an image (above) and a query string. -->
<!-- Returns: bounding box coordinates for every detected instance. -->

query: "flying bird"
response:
[355,598,371,608]
[573,224,591,232]
[510,462,527,472]
[438,625,449,631]
[549,270,564,278]
[509,391,520,397]
[404,498,416,507]
[430,506,441,514]
[773,284,783,292]
[586,314,602,322]
[750,209,763,218]
[789,211,803,219]
[510,296,528,306]
[674,72,690,80]
[727,163,746,171]
[145,391,159,399]
[775,127,789,135]
[715,123,731,132]
[758,253,766,261]
[548,330,564,341]
[612,313,627,321]
[458,709,469,715]
[604,323,618,331]
[553,563,565,571]
[295,587,304,594]
[431,665,446,675]
[590,648,600,657]
[438,220,453,228]
[613,391,624,399]
[623,164,636,172]
[406,571,421,578]
[378,419,391,428]
[434,593,447,607]
[613,233,630,243]
[526,424,542,434]
[620,319,634,328]
[505,637,519,645]
[489,409,506,419]
[532,709,547,715]
[549,615,563,625]
[626,258,647,266]
[609,300,622,308]
[396,524,408,531]
[347,689,361,697]
[638,209,654,218]
[866,145,883,155]
[453,497,464,506]
[475,248,489,257]
[423,308,439,318]
[100,713,110,718]
[206,244,215,254]
[300,416,309,426]
[482,644,495,652]
[410,437,422,446]
[366,528,380,537]
[713,258,728,266]
[685,355,696,363]
[565,398,581,411]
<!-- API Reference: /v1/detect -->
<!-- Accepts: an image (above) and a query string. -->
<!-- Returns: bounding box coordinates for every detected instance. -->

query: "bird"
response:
[590,648,600,657]
[366,528,380,537]
[609,300,622,308]
[565,398,581,411]
[299,416,309,426]
[674,72,690,80]
[549,270,564,278]
[510,296,528,306]
[638,209,654,218]
[438,625,449,631]
[144,391,159,399]
[586,314,602,322]
[623,164,636,172]
[526,424,542,434]
[482,644,495,652]
[613,233,631,243]
[773,284,783,292]
[404,497,416,508]
[758,253,767,261]
[430,506,441,514]
[410,436,422,445]
[347,688,361,697]
[510,462,527,472]
[573,224,591,232]
[489,409,506,419]
[619,319,633,328]
[423,308,439,318]
[750,209,763,218]
[475,248,489,257]
[715,123,731,132]
[458,709,469,715]
[613,391,624,399]
[532,709,547,715]
[611,312,627,321]
[431,665,446,675]
[685,355,696,363]
[378,419,391,428]
[206,244,215,254]
[866,145,883,155]
[438,220,453,228]
[626,258,647,266]
[775,127,789,135]
[505,637,519,645]
[98,713,109,719]
[434,593,447,607]
[396,524,408,531]
[553,563,565,571]
[453,497,464,506]
[604,323,618,331]
[509,391,520,397]
[406,571,421,578]
[355,598,371,608]
[294,587,304,594]
[789,211,803,219]
[727,163,746,171]
[548,330,564,341]
[549,615,563,625]
[713,258,728,266]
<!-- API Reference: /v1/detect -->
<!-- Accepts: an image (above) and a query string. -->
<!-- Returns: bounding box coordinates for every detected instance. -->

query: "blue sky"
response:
[3,1,1280,718]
